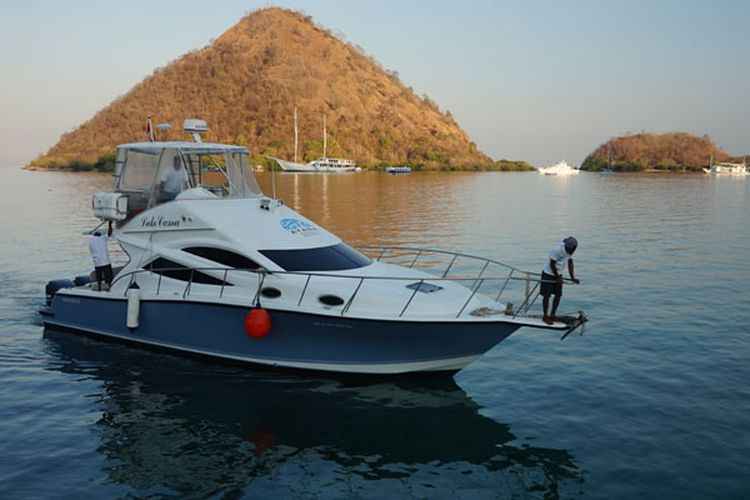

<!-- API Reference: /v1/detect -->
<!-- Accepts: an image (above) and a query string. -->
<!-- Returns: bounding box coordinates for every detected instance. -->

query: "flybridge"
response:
[91,119,262,221]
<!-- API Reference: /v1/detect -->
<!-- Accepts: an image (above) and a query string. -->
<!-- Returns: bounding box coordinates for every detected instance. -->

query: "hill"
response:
[28,8,494,171]
[581,132,734,172]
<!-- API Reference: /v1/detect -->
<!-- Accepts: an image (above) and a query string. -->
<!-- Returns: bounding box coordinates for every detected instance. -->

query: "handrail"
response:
[342,277,365,316]
[111,266,565,288]
[109,246,576,319]
[400,279,423,318]
[356,245,526,275]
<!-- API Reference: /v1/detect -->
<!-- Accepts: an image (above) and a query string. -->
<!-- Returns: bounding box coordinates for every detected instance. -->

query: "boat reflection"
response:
[43,329,584,497]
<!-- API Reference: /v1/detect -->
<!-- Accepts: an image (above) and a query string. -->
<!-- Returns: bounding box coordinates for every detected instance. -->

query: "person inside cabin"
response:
[89,221,114,291]
[541,236,580,325]
[157,155,188,202]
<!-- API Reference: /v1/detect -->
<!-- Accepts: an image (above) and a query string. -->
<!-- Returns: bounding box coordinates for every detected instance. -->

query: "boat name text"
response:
[140,216,184,229]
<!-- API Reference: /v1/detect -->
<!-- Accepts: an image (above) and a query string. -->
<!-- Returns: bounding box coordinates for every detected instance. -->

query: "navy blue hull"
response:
[43,294,520,373]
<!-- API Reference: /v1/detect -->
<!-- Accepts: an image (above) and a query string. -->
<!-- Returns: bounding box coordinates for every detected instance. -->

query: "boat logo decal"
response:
[280,218,318,236]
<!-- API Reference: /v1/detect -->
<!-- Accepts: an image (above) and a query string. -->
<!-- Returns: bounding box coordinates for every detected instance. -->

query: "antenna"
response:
[271,157,277,200]
[293,107,299,163]
[183,119,208,143]
[323,113,327,158]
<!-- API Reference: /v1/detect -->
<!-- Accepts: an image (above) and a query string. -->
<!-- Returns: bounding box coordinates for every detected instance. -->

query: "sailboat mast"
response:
[323,113,327,159]
[293,106,298,163]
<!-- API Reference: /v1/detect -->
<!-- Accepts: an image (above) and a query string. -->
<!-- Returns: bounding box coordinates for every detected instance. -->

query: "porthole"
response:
[261,287,282,299]
[318,295,345,307]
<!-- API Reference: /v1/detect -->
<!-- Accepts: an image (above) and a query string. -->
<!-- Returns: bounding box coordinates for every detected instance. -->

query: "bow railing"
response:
[109,246,576,319]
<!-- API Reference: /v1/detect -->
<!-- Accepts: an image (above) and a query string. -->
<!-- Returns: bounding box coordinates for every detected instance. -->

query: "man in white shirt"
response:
[89,221,113,291]
[541,236,580,325]
[158,155,188,202]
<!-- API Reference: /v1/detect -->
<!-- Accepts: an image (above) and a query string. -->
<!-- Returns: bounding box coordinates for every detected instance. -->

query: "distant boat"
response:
[537,161,580,176]
[385,166,411,174]
[273,110,356,173]
[702,162,747,175]
[274,157,356,173]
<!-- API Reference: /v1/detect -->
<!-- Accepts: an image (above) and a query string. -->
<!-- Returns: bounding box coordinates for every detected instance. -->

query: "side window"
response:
[182,247,262,270]
[120,150,160,191]
[259,244,372,272]
[145,257,229,286]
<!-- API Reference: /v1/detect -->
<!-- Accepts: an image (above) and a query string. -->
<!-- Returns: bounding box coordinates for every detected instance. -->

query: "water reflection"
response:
[256,172,474,247]
[43,329,584,498]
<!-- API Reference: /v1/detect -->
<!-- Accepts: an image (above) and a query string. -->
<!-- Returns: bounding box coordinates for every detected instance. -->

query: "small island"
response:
[581,132,745,172]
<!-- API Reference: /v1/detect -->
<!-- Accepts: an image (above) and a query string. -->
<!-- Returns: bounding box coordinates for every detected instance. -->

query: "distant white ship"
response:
[274,157,356,173]
[537,160,580,176]
[702,162,747,175]
[272,108,355,173]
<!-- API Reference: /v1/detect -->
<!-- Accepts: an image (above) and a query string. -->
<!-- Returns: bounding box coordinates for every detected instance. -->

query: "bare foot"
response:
[543,315,554,325]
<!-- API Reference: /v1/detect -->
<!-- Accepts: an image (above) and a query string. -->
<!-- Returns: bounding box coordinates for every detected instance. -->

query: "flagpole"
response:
[146,116,155,142]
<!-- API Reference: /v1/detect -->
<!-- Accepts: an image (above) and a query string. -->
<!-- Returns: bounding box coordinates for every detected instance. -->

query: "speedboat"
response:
[40,120,585,374]
[702,162,747,175]
[537,161,580,176]
[386,166,412,174]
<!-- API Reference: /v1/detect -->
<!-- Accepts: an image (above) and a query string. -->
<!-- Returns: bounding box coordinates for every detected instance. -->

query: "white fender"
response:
[126,288,141,329]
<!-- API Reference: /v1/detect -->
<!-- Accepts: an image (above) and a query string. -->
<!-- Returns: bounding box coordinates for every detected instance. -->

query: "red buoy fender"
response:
[245,308,271,339]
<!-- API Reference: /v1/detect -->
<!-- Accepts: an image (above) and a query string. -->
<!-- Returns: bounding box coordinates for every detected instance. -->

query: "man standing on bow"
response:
[541,236,580,325]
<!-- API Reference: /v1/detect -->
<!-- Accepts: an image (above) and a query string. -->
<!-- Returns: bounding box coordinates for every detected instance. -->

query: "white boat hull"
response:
[273,158,318,172]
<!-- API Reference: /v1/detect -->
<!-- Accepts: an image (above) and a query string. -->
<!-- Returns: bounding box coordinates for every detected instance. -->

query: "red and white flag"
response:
[146,116,155,142]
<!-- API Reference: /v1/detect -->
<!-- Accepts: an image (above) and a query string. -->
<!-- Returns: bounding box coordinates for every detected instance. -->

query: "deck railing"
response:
[110,246,574,319]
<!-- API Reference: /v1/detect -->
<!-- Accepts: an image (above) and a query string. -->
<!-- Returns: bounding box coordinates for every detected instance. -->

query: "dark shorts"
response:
[161,191,178,202]
[95,264,113,285]
[540,271,562,297]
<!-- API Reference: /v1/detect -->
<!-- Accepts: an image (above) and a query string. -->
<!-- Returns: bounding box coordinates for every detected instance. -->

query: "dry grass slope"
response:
[582,132,734,172]
[29,8,494,171]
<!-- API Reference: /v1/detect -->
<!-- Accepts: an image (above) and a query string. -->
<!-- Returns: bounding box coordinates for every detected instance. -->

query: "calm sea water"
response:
[1,167,748,499]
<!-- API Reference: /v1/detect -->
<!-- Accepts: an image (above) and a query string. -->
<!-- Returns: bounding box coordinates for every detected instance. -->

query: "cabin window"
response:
[120,149,161,191]
[259,243,372,272]
[145,258,228,286]
[182,247,262,270]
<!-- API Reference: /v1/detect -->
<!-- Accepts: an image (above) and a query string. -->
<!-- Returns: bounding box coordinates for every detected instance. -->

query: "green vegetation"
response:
[28,151,116,172]
[494,159,535,172]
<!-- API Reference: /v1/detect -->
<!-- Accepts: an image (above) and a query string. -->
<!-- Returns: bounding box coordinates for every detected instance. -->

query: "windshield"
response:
[181,150,262,198]
[259,244,372,272]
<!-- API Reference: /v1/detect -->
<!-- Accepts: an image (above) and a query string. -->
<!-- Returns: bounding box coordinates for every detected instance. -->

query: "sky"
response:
[0,0,748,167]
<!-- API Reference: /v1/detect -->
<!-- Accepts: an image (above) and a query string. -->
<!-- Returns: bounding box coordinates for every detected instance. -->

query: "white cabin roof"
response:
[118,141,249,154]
